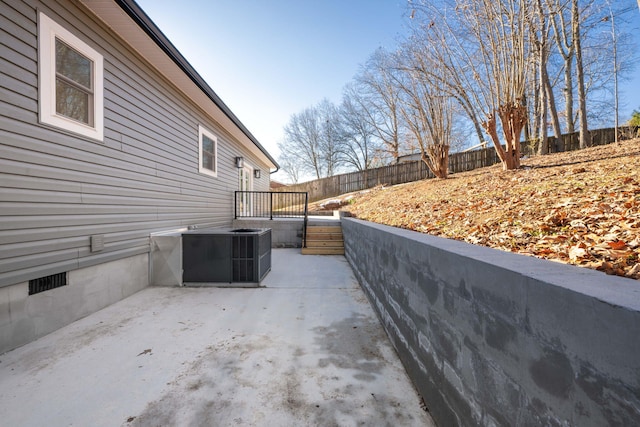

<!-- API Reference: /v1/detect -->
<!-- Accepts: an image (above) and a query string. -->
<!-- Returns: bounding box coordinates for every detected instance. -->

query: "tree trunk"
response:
[522,94,531,143]
[455,93,486,147]
[564,58,575,134]
[573,0,588,149]
[482,105,525,171]
[532,78,541,142]
[538,50,549,156]
[532,0,550,156]
[422,144,450,179]
[549,0,575,134]
[499,103,527,170]
[544,72,562,144]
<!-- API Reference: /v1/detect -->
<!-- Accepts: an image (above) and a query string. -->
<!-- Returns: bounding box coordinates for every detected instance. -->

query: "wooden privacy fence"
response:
[276,126,639,203]
[521,126,638,155]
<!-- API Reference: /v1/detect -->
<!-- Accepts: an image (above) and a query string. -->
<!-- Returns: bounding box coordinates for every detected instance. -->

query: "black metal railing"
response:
[234,191,309,246]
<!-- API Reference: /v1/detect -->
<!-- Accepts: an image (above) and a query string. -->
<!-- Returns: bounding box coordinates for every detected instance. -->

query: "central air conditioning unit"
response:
[181,228,271,286]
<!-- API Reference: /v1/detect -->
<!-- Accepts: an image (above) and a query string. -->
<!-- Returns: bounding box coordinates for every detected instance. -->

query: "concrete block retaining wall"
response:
[342,218,640,426]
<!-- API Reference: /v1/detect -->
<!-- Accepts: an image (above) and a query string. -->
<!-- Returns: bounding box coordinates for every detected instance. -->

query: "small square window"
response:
[39,12,103,140]
[198,125,218,177]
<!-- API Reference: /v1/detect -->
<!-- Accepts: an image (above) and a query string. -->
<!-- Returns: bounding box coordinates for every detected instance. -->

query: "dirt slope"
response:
[338,138,640,280]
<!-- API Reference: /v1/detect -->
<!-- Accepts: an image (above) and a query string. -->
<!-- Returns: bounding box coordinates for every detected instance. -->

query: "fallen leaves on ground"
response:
[340,138,640,280]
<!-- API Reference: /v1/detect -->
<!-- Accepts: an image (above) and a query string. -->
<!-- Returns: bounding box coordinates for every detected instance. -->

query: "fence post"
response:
[303,192,309,248]
[270,192,273,220]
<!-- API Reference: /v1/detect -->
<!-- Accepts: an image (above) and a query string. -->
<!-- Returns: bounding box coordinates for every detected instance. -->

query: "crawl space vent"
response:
[29,272,67,295]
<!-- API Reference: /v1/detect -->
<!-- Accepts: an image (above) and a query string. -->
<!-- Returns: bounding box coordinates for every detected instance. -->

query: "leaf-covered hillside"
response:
[340,138,640,280]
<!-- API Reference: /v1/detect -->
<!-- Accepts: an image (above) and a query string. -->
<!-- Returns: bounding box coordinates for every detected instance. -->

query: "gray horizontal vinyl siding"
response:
[0,0,273,287]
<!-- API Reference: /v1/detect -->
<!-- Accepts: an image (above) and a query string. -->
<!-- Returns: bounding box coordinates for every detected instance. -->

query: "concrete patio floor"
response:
[0,249,435,426]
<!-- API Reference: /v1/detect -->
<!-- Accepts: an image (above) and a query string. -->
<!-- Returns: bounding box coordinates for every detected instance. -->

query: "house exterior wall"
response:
[1,0,272,351]
[1,0,271,288]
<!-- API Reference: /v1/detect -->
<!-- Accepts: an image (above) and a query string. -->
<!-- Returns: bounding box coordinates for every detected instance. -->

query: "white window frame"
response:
[198,125,218,177]
[38,12,104,141]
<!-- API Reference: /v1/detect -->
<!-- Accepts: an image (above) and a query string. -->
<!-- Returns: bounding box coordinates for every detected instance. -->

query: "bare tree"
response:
[573,0,589,148]
[317,99,345,177]
[549,0,623,144]
[394,45,453,178]
[279,100,346,180]
[408,0,529,170]
[451,0,530,170]
[405,8,488,148]
[529,0,563,154]
[549,0,577,133]
[354,49,405,163]
[339,83,381,171]
[583,2,638,130]
[281,106,326,179]
[276,147,302,184]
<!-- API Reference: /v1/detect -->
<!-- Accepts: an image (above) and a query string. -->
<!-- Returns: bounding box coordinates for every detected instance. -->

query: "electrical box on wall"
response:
[91,234,104,252]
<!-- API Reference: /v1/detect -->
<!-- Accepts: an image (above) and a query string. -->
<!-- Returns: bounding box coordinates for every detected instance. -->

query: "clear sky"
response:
[135,0,410,167]
[135,0,640,176]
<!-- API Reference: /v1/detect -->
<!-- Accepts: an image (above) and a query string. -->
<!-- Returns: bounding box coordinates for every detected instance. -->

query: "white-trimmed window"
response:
[38,12,104,141]
[198,125,218,177]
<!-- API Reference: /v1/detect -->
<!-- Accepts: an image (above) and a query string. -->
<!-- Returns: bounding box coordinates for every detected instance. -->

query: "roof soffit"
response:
[79,0,277,169]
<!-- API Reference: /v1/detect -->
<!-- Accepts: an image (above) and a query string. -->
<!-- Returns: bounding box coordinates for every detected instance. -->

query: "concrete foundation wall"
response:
[232,219,303,248]
[342,218,640,426]
[0,254,148,354]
